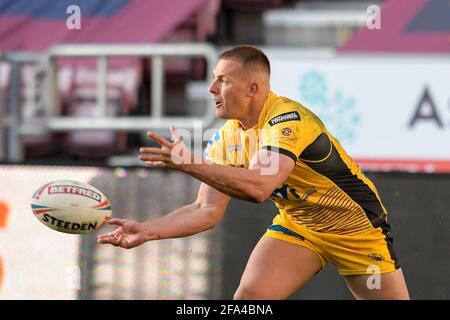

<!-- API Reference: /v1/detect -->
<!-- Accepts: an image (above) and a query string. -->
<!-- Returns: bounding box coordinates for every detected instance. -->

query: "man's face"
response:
[208,58,250,119]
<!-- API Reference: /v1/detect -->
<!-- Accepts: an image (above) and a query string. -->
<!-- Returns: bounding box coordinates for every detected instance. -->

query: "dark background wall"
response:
[220,172,450,299]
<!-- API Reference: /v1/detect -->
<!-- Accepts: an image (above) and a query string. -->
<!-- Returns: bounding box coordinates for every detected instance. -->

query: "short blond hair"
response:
[219,45,270,75]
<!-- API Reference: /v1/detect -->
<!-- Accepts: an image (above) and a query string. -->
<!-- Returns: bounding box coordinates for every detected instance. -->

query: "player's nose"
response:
[208,79,218,94]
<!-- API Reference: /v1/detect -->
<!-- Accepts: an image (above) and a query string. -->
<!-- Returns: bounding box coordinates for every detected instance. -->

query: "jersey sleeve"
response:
[260,108,320,162]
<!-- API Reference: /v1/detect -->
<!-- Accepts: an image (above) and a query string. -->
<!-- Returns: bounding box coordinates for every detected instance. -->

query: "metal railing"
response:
[0,51,45,161]
[44,43,217,131]
[1,43,218,162]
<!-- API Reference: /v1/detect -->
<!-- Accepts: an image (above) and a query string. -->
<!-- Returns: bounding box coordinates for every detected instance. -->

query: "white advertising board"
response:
[0,166,100,299]
[267,52,450,172]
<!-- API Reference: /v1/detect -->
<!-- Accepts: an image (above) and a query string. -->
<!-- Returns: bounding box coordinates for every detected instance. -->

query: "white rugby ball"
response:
[31,180,112,234]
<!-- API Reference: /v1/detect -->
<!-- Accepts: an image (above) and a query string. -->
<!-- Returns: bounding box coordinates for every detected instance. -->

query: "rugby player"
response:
[98,45,409,300]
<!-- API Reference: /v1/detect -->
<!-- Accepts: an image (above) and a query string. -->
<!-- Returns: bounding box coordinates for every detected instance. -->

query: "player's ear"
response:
[248,83,258,97]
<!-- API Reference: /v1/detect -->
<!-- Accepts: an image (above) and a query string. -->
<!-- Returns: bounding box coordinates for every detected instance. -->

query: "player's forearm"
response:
[182,163,267,202]
[142,202,223,241]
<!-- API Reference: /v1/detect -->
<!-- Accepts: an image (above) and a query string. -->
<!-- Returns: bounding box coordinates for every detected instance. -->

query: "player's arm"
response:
[139,128,295,203]
[97,183,230,249]
[182,150,294,203]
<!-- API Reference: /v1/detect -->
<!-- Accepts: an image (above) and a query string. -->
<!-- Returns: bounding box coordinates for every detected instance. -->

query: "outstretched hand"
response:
[139,125,200,170]
[97,218,148,249]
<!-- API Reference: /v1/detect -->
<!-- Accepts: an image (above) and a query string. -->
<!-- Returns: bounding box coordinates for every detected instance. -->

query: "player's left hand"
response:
[97,218,148,249]
[139,125,199,170]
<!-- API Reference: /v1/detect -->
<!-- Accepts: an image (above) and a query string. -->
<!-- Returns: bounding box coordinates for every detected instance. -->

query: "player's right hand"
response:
[97,218,148,249]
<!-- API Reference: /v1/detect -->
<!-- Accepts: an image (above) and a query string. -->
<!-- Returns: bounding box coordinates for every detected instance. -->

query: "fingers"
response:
[145,161,167,168]
[97,232,133,249]
[139,147,170,156]
[97,228,123,246]
[147,131,172,148]
[139,144,171,161]
[141,127,184,169]
[98,225,122,238]
[98,234,121,245]
[139,154,171,162]
[97,221,124,245]
[139,142,171,167]
[170,125,183,143]
[107,218,126,226]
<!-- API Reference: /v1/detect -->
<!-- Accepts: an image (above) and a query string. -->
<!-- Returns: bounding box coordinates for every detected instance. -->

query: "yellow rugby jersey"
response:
[206,91,388,235]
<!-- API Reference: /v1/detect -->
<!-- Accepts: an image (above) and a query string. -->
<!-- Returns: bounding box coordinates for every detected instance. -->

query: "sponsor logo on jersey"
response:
[228,144,242,152]
[281,128,292,136]
[368,253,385,263]
[268,112,301,126]
[271,184,317,202]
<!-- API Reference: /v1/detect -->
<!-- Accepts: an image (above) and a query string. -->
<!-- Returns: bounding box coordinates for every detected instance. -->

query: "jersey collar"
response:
[235,91,277,131]
[257,91,277,128]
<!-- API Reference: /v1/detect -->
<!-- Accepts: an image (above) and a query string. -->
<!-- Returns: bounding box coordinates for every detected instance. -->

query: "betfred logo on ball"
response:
[31,180,112,234]
[48,185,102,202]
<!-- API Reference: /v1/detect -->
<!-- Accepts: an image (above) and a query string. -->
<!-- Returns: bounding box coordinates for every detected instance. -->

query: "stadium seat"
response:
[159,0,221,83]
[143,2,221,116]
[63,87,128,159]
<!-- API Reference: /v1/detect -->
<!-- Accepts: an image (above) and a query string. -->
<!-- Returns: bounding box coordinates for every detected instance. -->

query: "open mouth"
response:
[215,101,223,108]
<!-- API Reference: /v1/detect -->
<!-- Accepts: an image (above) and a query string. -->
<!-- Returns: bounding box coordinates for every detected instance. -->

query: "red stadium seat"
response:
[63,87,128,159]
[159,0,220,83]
